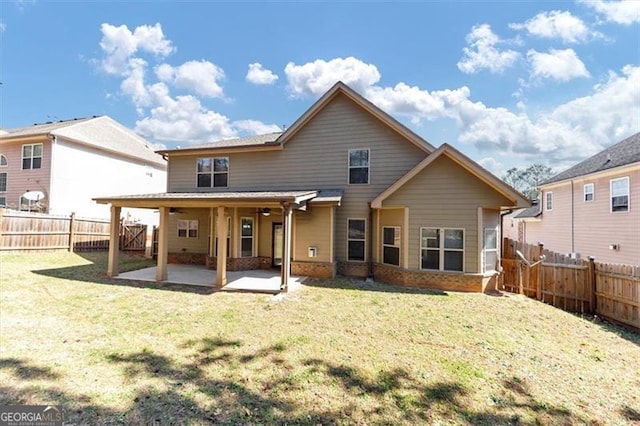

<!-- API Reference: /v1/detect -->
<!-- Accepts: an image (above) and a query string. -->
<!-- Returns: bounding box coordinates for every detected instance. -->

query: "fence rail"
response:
[0,208,147,252]
[501,238,639,331]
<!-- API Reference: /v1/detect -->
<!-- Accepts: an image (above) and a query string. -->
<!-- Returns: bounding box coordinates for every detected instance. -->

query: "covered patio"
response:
[115,264,306,293]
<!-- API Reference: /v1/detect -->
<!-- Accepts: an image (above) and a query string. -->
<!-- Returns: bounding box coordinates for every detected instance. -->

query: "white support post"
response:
[216,207,228,288]
[156,206,169,281]
[107,206,121,277]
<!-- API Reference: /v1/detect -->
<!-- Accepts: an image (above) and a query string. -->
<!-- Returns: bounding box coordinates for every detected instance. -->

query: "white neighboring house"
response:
[0,116,166,226]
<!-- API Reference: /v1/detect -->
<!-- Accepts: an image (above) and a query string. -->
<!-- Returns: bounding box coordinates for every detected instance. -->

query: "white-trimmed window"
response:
[611,177,629,212]
[197,157,229,188]
[215,216,231,257]
[545,192,553,211]
[0,197,5,207]
[348,149,369,184]
[177,219,198,238]
[0,172,6,192]
[0,154,7,167]
[483,227,498,273]
[347,218,366,261]
[241,217,254,257]
[382,226,401,266]
[584,183,594,202]
[420,228,464,272]
[22,144,42,170]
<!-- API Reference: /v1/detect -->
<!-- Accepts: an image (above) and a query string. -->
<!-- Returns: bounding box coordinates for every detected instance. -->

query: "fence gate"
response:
[120,222,147,251]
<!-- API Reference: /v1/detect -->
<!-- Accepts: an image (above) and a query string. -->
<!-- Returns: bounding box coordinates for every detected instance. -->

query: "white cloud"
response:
[120,58,151,113]
[457,24,520,74]
[233,119,282,135]
[509,10,592,43]
[477,157,504,177]
[284,57,381,96]
[580,0,640,25]
[527,48,591,81]
[0,21,6,32]
[99,23,175,75]
[246,63,279,85]
[158,60,225,98]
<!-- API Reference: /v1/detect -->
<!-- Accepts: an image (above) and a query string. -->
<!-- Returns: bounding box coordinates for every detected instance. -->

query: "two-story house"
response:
[510,132,639,265]
[95,82,529,292]
[0,116,167,225]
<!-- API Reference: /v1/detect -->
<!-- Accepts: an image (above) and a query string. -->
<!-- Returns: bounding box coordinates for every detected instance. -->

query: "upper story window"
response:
[545,192,553,211]
[610,177,629,212]
[584,183,594,202]
[0,154,7,167]
[348,149,369,184]
[22,144,43,170]
[197,157,229,188]
[0,172,6,192]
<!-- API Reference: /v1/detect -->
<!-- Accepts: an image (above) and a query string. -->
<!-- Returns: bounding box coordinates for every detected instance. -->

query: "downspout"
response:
[48,134,57,213]
[571,181,575,253]
[368,202,374,279]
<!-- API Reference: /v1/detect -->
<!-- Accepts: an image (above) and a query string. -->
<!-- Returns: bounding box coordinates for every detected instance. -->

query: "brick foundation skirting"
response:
[373,263,497,293]
[168,252,207,265]
[292,261,336,279]
[338,261,370,278]
[205,256,262,271]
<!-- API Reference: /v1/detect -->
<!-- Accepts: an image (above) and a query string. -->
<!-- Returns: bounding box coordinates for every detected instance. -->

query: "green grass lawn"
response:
[1,251,639,425]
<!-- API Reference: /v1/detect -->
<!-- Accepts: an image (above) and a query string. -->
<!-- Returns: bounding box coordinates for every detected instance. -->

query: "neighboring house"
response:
[0,116,167,225]
[95,82,529,292]
[509,132,640,265]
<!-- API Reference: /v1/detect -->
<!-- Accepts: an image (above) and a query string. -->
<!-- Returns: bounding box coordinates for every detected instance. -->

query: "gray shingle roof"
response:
[160,132,283,153]
[515,203,541,219]
[0,116,166,168]
[544,132,640,185]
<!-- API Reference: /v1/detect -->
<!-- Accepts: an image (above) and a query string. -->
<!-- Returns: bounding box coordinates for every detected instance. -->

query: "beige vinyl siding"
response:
[0,139,51,210]
[382,155,512,273]
[167,93,428,262]
[572,169,639,264]
[258,213,278,258]
[168,208,210,254]
[293,206,332,262]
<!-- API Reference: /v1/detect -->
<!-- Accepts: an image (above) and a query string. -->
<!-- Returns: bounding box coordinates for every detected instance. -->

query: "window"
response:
[348,149,369,184]
[382,226,401,266]
[177,220,198,238]
[0,172,6,192]
[347,219,366,261]
[584,183,594,202]
[483,227,498,273]
[611,177,629,212]
[197,157,229,188]
[22,144,42,170]
[0,197,5,206]
[421,228,464,272]
[241,217,254,257]
[0,154,7,166]
[215,216,231,257]
[545,192,553,211]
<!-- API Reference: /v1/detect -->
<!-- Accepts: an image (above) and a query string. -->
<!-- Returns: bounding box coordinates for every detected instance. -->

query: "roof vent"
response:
[606,153,611,162]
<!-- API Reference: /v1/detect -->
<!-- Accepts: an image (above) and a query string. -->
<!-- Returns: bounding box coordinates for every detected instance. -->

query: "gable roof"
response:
[0,116,166,168]
[371,143,530,209]
[278,81,435,153]
[514,203,542,219]
[158,81,436,156]
[544,131,640,185]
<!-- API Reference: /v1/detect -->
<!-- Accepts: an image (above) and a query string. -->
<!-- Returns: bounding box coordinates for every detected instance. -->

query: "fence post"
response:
[537,242,544,300]
[589,256,597,315]
[68,212,76,252]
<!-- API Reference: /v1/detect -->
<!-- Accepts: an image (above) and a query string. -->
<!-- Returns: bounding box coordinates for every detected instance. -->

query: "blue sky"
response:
[1,0,639,176]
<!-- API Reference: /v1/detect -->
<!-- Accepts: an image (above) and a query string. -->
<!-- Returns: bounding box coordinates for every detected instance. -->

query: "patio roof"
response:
[93,189,343,208]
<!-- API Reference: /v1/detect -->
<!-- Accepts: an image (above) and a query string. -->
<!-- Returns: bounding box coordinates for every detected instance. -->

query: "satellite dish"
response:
[22,191,45,201]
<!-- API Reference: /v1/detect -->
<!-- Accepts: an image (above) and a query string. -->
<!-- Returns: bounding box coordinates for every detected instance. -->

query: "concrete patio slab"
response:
[115,264,305,294]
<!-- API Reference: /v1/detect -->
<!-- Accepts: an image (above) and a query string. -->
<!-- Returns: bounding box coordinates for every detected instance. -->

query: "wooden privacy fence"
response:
[502,238,639,331]
[0,208,147,252]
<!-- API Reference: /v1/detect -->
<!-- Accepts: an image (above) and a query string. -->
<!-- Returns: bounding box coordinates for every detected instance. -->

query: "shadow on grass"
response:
[31,251,216,295]
[304,277,448,296]
[1,337,599,425]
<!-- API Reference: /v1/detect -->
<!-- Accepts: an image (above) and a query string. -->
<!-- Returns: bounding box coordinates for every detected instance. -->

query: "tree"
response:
[502,164,554,200]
